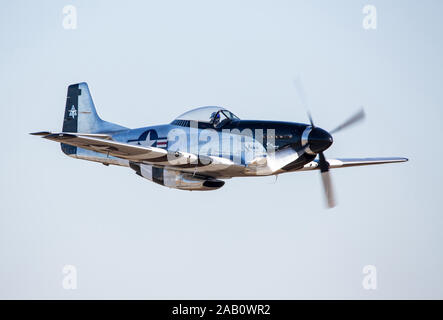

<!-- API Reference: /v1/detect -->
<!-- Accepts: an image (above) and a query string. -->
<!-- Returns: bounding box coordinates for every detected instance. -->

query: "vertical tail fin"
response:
[62,82,127,133]
[61,82,127,157]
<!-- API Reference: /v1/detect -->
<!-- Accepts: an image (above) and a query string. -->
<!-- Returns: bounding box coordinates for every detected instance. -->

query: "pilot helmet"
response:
[210,111,220,125]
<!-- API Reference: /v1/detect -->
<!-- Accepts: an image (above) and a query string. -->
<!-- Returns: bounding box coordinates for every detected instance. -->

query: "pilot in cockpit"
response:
[210,111,220,126]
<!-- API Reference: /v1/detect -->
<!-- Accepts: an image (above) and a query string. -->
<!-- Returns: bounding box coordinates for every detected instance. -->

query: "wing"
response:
[31,131,113,140]
[32,132,200,164]
[31,132,240,172]
[300,157,408,171]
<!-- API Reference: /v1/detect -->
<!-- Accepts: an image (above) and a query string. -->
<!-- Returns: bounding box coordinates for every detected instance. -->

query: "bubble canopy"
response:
[174,106,240,123]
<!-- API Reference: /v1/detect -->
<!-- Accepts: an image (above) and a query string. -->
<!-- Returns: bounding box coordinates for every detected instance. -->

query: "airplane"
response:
[31,82,408,208]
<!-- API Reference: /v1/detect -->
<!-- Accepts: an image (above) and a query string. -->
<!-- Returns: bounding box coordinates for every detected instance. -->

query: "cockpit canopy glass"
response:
[174,106,240,123]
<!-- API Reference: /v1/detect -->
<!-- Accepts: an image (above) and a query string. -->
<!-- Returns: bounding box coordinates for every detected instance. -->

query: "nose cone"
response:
[308,127,333,153]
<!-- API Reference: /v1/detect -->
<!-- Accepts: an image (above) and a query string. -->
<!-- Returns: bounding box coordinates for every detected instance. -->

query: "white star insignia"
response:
[69,105,77,119]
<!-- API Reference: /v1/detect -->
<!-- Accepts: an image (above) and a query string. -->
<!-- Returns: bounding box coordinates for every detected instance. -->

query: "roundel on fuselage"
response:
[137,129,158,147]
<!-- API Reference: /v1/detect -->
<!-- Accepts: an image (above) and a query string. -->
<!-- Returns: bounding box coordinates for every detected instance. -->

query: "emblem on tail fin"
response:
[69,105,77,119]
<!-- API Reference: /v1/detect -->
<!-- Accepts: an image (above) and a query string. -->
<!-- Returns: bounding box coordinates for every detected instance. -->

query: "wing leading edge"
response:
[300,157,408,171]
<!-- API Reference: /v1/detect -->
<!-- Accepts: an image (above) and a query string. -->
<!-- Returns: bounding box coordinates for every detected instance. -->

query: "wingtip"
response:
[30,131,51,136]
[386,157,409,163]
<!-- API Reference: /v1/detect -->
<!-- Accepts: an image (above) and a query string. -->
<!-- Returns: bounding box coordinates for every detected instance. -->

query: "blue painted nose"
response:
[309,127,333,153]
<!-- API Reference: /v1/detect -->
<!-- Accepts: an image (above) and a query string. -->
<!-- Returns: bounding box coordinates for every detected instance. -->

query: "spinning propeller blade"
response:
[294,78,315,127]
[294,78,367,208]
[330,108,365,134]
[319,152,335,208]
[307,111,314,127]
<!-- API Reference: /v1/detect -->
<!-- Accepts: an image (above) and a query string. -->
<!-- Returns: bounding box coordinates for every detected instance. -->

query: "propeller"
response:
[330,108,365,134]
[294,78,365,208]
[318,151,335,208]
[307,111,314,127]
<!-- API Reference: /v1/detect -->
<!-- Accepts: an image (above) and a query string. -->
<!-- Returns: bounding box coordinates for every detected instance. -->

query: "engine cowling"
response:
[129,163,225,191]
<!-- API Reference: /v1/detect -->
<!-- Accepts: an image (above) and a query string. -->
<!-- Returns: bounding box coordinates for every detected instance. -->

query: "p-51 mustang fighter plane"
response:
[31,83,408,208]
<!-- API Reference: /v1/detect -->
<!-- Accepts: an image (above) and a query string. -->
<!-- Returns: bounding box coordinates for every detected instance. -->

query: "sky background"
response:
[1,0,442,299]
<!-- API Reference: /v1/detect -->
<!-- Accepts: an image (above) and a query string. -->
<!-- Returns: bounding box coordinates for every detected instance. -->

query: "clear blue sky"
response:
[1,0,442,298]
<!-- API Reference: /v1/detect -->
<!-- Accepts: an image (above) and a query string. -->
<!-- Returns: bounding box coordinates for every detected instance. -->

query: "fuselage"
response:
[107,119,320,177]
